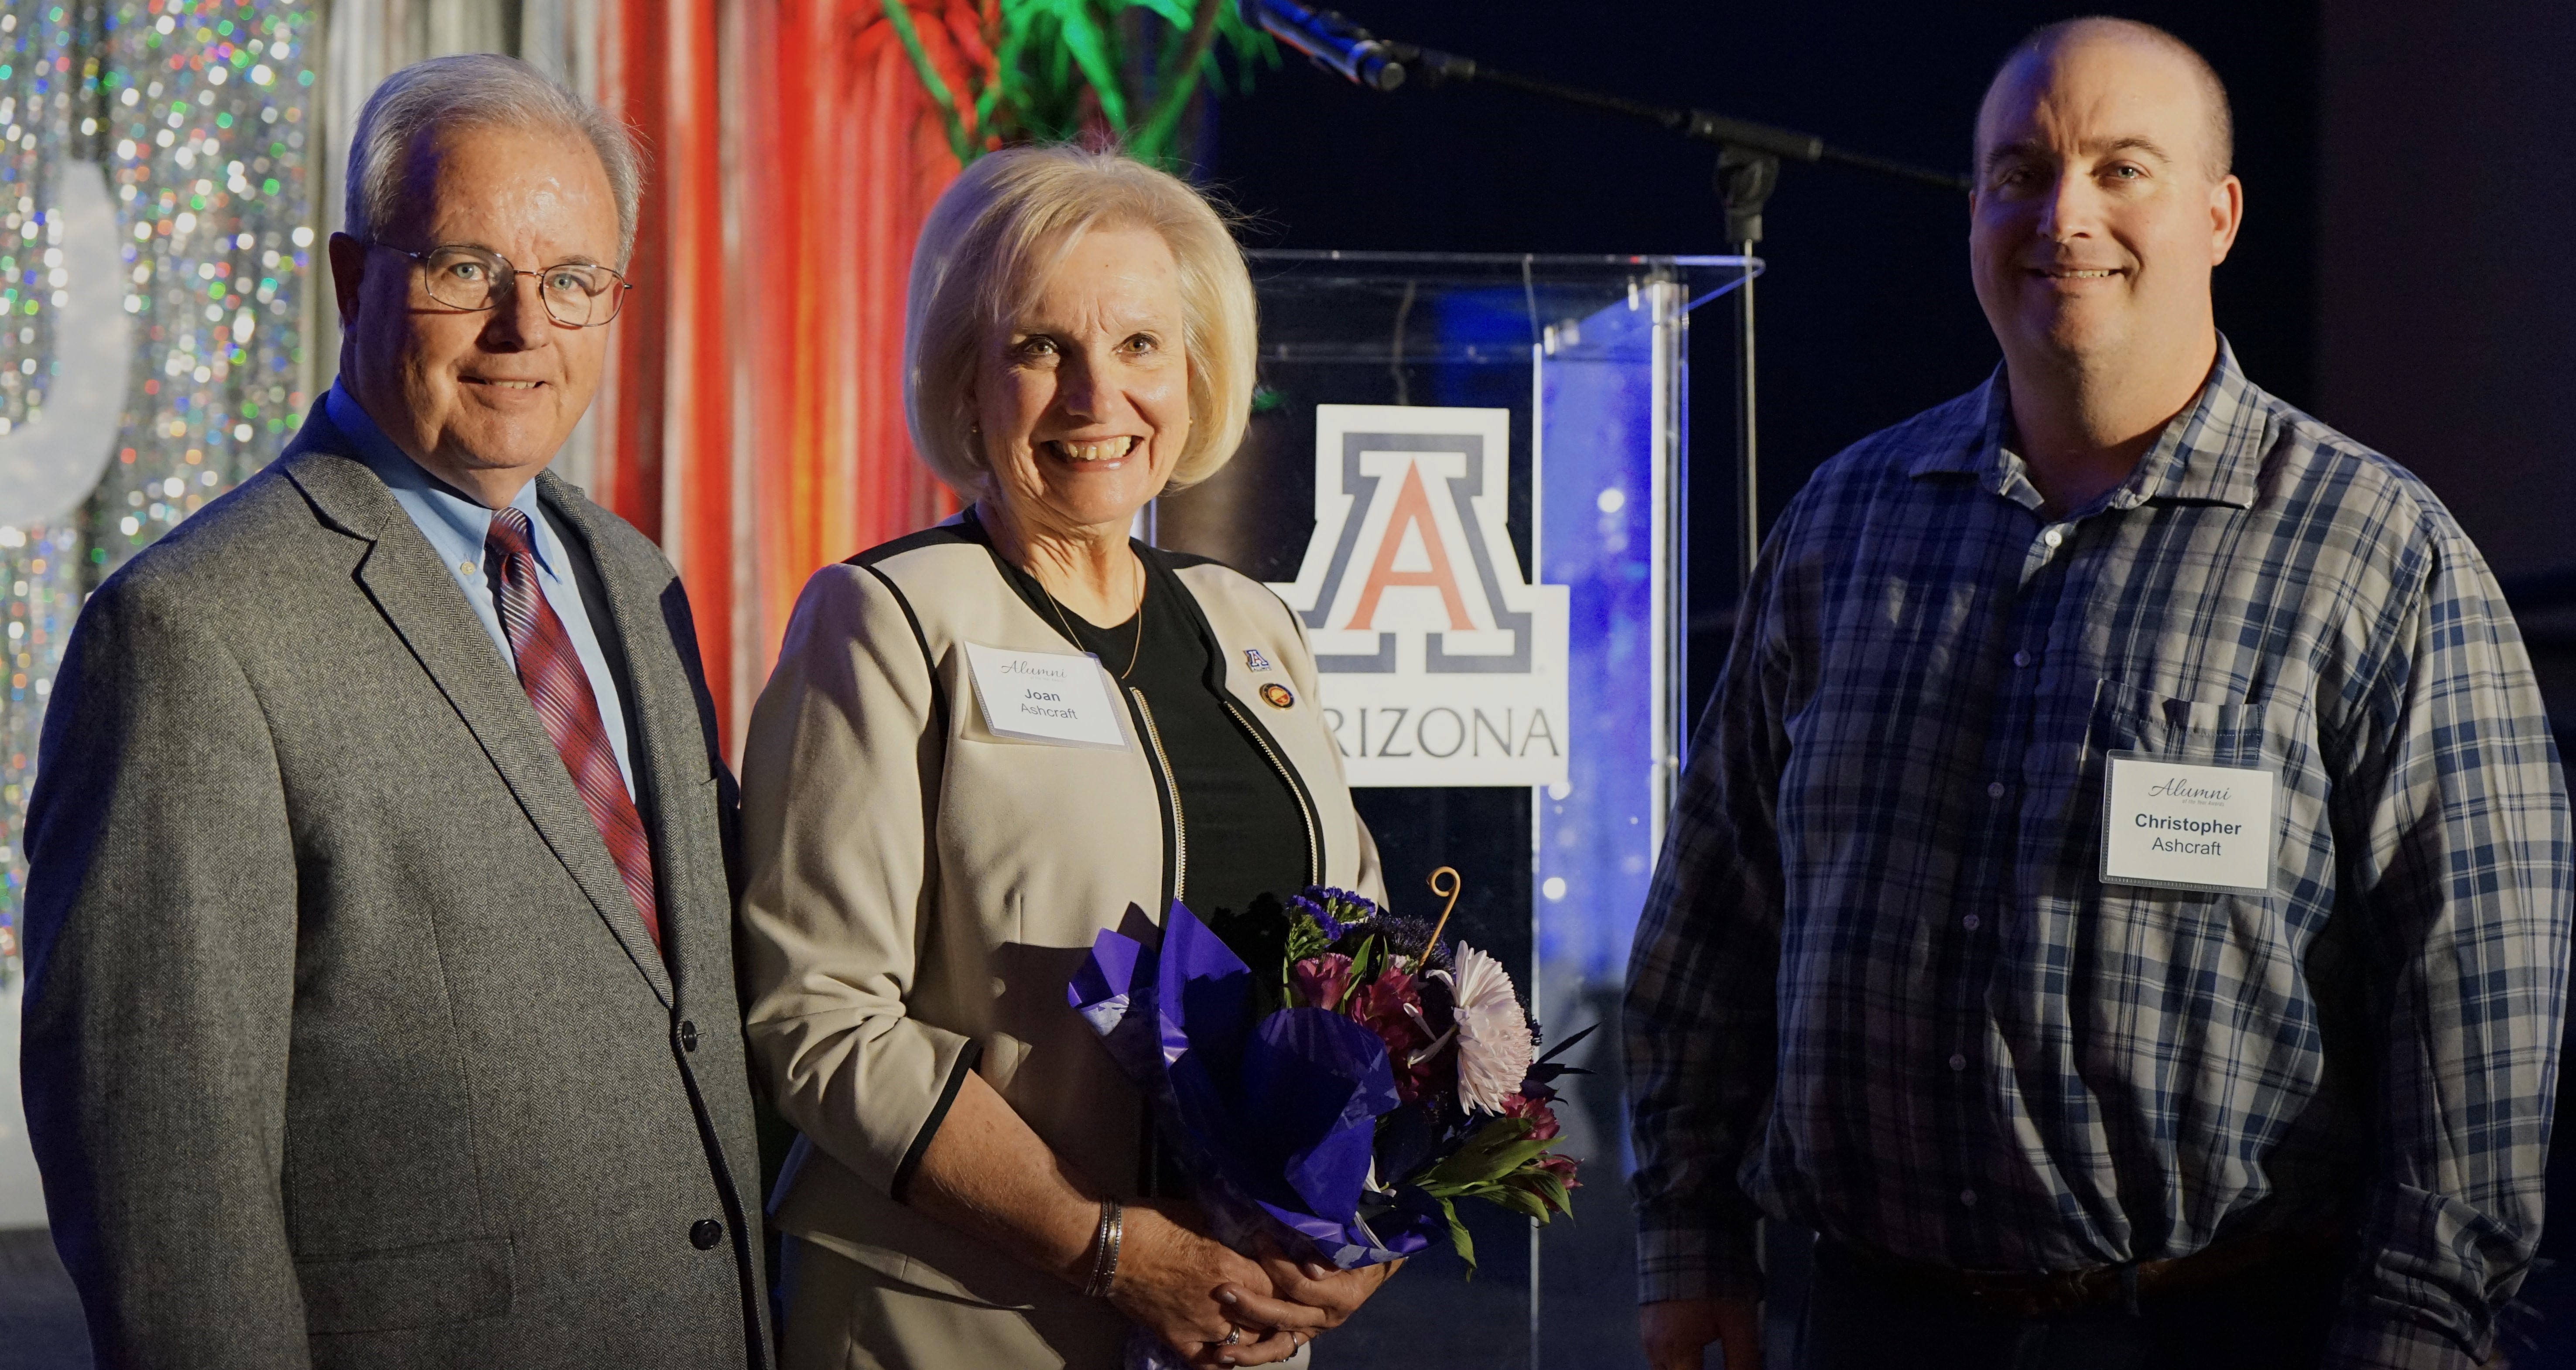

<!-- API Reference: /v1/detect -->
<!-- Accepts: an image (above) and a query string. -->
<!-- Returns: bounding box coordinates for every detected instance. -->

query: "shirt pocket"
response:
[2091,680,2281,766]
[2081,678,2326,915]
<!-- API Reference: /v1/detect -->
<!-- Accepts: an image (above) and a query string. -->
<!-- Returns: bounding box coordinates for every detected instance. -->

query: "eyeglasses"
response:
[387,243,632,328]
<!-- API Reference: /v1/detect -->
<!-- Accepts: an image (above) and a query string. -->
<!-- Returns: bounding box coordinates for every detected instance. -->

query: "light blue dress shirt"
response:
[327,384,638,799]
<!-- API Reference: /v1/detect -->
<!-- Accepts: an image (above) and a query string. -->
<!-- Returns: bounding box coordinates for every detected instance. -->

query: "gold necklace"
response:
[1041,576,1146,680]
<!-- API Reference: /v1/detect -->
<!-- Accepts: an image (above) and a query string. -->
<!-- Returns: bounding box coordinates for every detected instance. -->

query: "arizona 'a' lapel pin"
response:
[1243,647,1274,672]
[1260,683,1295,709]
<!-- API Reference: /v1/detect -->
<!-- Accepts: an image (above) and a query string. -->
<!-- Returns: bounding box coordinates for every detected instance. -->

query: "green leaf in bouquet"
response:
[1346,931,1388,991]
[1515,1165,1573,1217]
[1434,1192,1476,1275]
[1284,912,1335,966]
[1489,1161,1573,1219]
[1418,1117,1556,1192]
[1482,1183,1552,1220]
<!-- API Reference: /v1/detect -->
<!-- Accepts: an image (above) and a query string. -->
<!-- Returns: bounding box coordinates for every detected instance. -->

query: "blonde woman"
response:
[739,146,1398,1369]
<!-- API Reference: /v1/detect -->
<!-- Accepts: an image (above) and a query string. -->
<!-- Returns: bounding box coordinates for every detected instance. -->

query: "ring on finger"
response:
[1221,1326,1242,1347]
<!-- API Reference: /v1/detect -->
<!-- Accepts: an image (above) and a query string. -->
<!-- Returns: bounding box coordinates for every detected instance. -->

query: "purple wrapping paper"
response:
[1068,902,1430,1272]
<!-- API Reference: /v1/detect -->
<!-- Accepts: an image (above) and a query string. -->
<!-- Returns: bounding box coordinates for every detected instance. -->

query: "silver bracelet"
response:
[1082,1199,1125,1298]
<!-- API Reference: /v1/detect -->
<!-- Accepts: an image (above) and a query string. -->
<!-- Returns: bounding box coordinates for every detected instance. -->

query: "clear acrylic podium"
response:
[1156,250,1755,1369]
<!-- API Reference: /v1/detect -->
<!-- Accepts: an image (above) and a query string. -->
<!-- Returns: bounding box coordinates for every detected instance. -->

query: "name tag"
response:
[2100,752,2276,894]
[965,642,1129,749]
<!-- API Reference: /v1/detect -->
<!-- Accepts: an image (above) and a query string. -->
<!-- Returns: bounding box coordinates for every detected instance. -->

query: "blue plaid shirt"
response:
[1624,342,2571,1369]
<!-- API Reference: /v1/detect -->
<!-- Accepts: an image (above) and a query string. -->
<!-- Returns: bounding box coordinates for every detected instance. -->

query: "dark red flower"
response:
[1344,967,1448,1102]
[1498,1092,1561,1142]
[1536,1154,1581,1190]
[1290,953,1355,1010]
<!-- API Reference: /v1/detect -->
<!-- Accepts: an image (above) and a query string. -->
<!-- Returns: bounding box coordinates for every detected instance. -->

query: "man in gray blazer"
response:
[19,55,769,1369]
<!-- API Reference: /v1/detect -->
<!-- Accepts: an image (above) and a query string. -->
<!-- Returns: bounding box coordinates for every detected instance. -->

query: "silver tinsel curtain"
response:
[0,0,322,973]
[0,0,585,977]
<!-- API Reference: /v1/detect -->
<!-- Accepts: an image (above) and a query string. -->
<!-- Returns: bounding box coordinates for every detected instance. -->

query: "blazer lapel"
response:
[281,432,675,1005]
[540,474,720,1007]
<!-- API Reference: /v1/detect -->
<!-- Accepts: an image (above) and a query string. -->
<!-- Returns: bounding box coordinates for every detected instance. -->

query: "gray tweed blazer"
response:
[19,400,771,1369]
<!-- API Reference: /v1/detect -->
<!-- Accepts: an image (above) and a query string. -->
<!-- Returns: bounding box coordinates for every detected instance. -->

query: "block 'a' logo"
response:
[1270,405,1568,787]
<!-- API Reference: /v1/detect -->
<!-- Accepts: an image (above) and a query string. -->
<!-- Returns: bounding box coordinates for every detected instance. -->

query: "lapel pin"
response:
[1260,683,1294,709]
[1243,647,1274,672]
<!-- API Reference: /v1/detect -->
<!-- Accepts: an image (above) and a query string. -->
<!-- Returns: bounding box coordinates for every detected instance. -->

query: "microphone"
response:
[1240,0,1406,91]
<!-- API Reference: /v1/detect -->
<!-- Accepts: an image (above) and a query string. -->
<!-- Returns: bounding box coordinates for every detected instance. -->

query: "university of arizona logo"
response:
[1269,405,1569,786]
[1242,647,1273,673]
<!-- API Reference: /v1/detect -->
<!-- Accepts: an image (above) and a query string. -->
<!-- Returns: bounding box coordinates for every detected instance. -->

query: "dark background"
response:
[1199,2,2576,1366]
[1201,0,2320,713]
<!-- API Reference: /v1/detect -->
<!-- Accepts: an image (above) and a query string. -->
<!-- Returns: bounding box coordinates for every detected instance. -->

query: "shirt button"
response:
[1948,1054,1967,1072]
[457,561,476,576]
[1959,1189,1979,1207]
[690,1219,724,1250]
[1986,781,2006,799]
[678,1020,699,1053]
[2012,650,2033,668]
[2042,528,2063,548]
[1961,914,1980,931]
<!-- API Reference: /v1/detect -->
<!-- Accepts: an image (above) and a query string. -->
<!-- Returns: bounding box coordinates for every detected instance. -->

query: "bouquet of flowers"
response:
[1067,871,1584,1364]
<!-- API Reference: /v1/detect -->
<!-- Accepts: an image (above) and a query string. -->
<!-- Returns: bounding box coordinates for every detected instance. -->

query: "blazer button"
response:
[690,1219,723,1250]
[678,1020,700,1052]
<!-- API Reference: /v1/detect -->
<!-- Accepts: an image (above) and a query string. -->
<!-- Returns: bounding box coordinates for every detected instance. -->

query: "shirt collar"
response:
[325,383,558,575]
[1905,335,2271,512]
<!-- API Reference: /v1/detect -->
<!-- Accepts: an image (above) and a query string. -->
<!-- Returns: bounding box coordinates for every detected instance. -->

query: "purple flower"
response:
[1285,897,1347,943]
[1288,885,1382,944]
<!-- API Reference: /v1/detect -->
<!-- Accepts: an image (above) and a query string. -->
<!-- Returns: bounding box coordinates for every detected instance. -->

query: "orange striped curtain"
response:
[587,0,985,751]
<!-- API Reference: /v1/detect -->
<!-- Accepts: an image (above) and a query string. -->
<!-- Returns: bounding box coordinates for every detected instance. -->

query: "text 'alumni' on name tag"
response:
[2100,752,2277,895]
[965,642,1129,749]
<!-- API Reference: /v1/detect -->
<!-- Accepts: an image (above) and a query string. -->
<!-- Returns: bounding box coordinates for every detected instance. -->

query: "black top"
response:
[989,530,1311,923]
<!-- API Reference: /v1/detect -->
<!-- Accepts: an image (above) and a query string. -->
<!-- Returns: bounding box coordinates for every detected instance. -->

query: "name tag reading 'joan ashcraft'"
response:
[965,642,1129,749]
[2099,752,2277,895]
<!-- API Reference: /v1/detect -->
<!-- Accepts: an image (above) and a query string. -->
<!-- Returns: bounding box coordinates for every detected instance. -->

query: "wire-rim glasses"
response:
[390,243,632,328]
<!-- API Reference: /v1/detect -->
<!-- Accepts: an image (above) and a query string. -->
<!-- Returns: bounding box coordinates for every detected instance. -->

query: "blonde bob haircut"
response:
[904,144,1258,496]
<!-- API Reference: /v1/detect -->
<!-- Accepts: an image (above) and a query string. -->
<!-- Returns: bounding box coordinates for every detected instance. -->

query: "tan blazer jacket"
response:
[739,518,1383,1352]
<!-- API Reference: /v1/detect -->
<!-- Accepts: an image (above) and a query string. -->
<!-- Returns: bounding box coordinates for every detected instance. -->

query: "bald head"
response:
[1981,18,2232,182]
[1965,12,2245,488]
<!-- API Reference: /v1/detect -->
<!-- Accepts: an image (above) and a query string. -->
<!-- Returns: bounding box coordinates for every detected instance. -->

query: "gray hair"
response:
[344,54,643,264]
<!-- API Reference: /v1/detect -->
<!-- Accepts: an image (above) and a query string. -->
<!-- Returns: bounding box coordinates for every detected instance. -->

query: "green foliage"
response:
[1345,929,1388,991]
[1284,912,1337,967]
[900,0,1279,170]
[1434,1191,1475,1274]
[1408,1115,1579,1272]
[1416,1116,1557,1196]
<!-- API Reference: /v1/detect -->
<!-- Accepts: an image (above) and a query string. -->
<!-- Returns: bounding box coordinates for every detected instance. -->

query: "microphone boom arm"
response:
[1388,43,1970,195]
[1238,0,1969,605]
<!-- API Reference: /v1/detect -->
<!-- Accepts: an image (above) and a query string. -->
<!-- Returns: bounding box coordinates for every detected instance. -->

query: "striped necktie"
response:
[485,506,661,951]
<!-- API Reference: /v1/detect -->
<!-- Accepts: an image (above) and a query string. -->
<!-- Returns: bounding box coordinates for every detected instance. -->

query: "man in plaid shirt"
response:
[1628,19,2571,1370]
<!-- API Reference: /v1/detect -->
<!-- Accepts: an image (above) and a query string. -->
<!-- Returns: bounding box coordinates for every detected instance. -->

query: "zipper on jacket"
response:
[1221,696,1322,887]
[1129,687,1187,905]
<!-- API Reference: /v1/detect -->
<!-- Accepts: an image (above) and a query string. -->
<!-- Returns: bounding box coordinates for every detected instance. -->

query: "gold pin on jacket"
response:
[1259,683,1294,709]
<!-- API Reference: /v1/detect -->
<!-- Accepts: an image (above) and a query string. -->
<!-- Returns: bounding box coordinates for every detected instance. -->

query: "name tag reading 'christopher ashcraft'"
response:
[965,642,1129,750]
[2100,752,2277,895]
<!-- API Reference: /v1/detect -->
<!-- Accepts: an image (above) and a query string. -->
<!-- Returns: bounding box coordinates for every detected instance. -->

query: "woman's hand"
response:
[1222,1240,1402,1339]
[908,1077,1337,1365]
[1110,1203,1327,1367]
